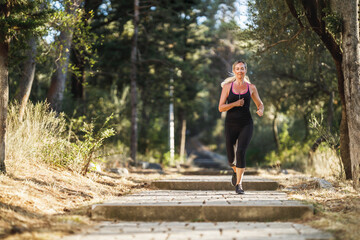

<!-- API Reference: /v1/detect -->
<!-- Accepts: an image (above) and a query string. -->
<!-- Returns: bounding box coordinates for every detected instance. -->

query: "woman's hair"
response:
[221,60,251,88]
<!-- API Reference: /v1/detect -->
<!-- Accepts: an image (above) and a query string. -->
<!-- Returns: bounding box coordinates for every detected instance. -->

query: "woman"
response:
[218,60,264,194]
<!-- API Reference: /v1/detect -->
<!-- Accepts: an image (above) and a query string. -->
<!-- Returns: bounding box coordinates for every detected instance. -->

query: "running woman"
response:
[218,60,264,194]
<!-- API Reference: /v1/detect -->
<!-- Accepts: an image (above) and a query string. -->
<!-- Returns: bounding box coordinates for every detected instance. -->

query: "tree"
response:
[246,0,343,167]
[0,0,51,174]
[70,0,101,108]
[0,26,9,174]
[16,37,37,121]
[47,0,83,112]
[284,0,360,187]
[333,0,360,187]
[130,0,139,163]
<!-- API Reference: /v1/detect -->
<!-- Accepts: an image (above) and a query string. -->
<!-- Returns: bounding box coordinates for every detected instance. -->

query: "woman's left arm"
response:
[250,84,264,117]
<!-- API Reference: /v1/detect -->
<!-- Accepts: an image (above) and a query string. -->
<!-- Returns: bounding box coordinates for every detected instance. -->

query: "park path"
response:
[61,170,333,240]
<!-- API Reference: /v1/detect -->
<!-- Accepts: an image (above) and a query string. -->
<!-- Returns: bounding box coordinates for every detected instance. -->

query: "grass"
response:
[0,101,176,239]
[0,161,171,239]
[261,170,360,240]
[1,167,359,239]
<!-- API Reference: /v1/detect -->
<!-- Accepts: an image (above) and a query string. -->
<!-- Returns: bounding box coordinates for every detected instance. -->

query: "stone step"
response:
[61,222,333,240]
[180,168,259,176]
[151,176,278,191]
[91,190,313,222]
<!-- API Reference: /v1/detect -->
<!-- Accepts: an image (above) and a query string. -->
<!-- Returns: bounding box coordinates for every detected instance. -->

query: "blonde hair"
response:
[221,60,251,88]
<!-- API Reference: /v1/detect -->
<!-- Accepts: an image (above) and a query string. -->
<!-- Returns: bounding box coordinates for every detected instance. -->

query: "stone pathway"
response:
[179,168,259,176]
[151,175,278,190]
[91,190,313,222]
[61,174,333,240]
[63,222,332,240]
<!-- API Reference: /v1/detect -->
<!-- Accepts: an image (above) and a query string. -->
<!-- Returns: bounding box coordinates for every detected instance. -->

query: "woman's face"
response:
[234,62,247,79]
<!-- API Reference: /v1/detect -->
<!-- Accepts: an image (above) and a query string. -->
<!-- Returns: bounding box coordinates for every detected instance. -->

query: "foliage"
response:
[162,151,183,167]
[4,0,347,176]
[68,114,116,175]
[0,0,53,39]
[309,112,340,152]
[244,0,342,170]
[265,122,308,170]
[6,101,115,174]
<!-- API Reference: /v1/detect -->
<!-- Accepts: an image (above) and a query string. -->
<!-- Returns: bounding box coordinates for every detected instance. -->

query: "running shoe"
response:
[235,184,245,194]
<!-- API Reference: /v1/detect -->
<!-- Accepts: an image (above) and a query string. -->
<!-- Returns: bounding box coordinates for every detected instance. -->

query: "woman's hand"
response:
[256,108,263,117]
[234,98,244,107]
[249,84,264,117]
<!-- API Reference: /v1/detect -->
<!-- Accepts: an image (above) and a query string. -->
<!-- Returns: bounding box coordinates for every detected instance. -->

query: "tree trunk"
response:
[327,91,334,131]
[272,111,280,152]
[335,61,352,179]
[70,46,85,101]
[303,113,310,141]
[130,0,139,164]
[0,39,9,174]
[17,37,37,121]
[139,98,149,154]
[180,111,187,163]
[339,0,360,188]
[47,0,82,112]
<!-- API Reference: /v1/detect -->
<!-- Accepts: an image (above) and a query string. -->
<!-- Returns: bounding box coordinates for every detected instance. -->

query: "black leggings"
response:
[225,122,253,168]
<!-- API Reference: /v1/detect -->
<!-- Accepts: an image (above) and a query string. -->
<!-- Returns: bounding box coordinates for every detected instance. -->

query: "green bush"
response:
[264,123,308,170]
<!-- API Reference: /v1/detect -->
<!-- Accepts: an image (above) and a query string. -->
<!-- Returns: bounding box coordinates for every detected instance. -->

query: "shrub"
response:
[6,101,115,175]
[6,101,68,171]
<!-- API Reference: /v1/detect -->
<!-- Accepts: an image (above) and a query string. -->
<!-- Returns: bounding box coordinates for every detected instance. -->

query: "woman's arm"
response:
[250,84,264,117]
[218,83,244,112]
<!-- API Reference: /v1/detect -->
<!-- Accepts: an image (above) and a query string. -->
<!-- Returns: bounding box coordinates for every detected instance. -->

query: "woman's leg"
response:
[225,123,240,186]
[236,167,245,186]
[225,123,239,168]
[235,122,253,187]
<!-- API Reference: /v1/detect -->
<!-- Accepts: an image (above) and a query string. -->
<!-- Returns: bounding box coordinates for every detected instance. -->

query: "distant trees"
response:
[5,0,357,180]
[3,0,242,172]
[47,0,83,112]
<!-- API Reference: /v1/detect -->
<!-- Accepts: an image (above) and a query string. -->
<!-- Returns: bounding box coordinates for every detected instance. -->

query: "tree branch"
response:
[260,27,304,52]
[300,0,342,62]
[285,0,304,28]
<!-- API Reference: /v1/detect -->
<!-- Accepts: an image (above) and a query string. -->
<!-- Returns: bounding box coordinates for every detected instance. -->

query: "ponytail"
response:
[220,75,251,88]
[220,76,236,88]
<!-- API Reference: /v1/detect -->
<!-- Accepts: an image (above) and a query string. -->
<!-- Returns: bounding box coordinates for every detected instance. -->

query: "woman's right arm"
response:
[218,84,242,112]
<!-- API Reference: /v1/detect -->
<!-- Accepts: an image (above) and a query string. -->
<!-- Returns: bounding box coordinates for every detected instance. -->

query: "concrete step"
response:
[151,176,278,191]
[61,221,333,240]
[180,168,259,176]
[91,190,313,222]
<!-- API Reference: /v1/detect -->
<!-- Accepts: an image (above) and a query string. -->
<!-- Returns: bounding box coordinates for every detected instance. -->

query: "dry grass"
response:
[260,169,360,240]
[0,101,180,239]
[1,165,359,240]
[0,160,173,240]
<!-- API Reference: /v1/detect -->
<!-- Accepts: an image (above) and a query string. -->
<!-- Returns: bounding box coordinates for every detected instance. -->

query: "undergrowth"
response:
[6,101,115,175]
